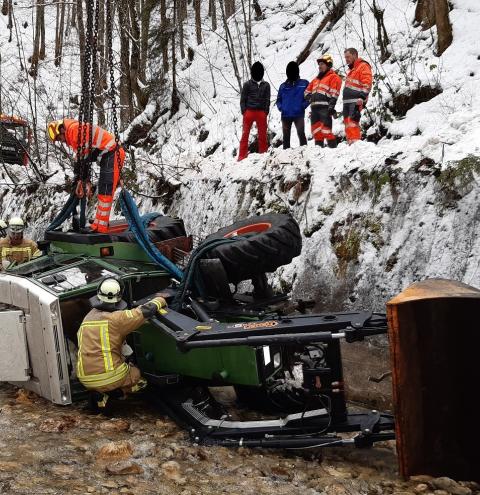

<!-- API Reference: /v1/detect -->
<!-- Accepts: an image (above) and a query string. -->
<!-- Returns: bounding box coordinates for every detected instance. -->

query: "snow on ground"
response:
[0,0,479,307]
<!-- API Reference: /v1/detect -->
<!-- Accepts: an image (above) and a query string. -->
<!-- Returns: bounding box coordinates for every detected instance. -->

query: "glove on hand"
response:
[140,297,168,318]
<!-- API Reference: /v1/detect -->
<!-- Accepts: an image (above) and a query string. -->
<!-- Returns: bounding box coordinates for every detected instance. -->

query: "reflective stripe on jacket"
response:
[342,58,372,102]
[304,70,342,110]
[0,238,40,265]
[77,297,165,389]
[63,118,122,160]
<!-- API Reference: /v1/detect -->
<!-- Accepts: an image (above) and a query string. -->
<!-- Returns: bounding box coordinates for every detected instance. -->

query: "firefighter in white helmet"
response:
[77,277,167,411]
[0,217,41,269]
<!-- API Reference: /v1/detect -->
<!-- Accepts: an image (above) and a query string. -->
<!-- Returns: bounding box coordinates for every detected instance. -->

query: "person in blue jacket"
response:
[276,61,309,149]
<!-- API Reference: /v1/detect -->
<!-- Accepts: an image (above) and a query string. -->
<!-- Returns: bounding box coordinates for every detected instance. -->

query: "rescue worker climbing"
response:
[47,119,125,233]
[76,277,166,411]
[304,54,342,148]
[342,48,373,144]
[0,217,40,268]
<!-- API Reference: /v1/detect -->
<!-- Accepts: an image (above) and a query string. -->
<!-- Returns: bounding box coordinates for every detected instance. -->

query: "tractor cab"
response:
[0,114,31,166]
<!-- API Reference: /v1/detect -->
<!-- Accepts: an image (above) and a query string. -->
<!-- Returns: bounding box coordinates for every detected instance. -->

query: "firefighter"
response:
[0,217,40,268]
[342,48,373,144]
[77,277,167,411]
[47,119,126,233]
[304,54,342,148]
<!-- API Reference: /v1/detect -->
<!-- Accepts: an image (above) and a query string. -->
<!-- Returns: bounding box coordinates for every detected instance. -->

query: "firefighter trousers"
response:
[310,106,336,146]
[343,102,362,142]
[92,147,125,233]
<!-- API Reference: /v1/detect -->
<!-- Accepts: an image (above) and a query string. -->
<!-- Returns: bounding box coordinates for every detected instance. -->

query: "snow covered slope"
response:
[0,0,479,311]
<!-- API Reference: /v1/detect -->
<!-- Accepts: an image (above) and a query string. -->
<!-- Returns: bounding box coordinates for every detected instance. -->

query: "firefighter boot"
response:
[327,138,337,148]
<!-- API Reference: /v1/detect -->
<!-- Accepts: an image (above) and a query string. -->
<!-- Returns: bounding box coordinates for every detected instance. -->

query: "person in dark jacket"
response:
[276,62,309,149]
[238,62,270,161]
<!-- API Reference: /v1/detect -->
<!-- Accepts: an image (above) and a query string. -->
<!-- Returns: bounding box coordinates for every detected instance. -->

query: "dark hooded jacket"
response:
[240,62,271,114]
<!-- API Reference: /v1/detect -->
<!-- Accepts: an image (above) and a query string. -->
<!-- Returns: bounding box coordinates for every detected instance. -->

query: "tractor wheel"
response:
[202,214,301,283]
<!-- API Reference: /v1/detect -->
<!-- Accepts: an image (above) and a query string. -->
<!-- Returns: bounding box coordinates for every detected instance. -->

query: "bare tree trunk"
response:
[414,0,435,30]
[372,0,390,63]
[128,0,148,109]
[219,0,241,91]
[170,0,180,117]
[240,0,251,66]
[54,0,66,67]
[39,2,45,60]
[29,1,44,77]
[160,0,169,74]
[225,0,235,18]
[76,0,85,85]
[414,0,452,56]
[178,0,185,58]
[434,0,452,56]
[71,0,77,28]
[296,0,347,65]
[210,0,217,31]
[194,0,202,45]
[140,0,157,80]
[252,0,263,20]
[118,0,134,126]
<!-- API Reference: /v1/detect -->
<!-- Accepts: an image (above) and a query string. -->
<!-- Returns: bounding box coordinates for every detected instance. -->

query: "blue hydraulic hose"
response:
[119,189,184,280]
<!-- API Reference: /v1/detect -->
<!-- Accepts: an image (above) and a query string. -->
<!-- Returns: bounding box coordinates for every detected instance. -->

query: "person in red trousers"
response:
[238,62,270,161]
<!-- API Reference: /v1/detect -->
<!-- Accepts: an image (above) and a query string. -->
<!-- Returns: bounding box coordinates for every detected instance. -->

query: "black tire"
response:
[202,213,301,283]
[147,215,187,241]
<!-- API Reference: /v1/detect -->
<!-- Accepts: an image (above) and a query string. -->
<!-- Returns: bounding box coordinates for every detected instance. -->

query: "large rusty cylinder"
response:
[387,279,480,482]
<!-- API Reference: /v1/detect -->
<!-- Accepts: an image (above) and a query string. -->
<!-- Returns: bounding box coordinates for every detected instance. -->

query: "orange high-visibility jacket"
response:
[342,58,372,103]
[63,119,120,158]
[304,70,342,109]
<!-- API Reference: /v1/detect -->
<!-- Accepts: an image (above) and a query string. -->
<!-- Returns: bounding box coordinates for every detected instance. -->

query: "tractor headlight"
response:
[263,346,271,365]
[273,352,281,368]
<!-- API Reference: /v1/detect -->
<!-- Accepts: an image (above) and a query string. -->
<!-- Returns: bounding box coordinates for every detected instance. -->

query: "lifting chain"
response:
[105,0,121,170]
[76,0,99,201]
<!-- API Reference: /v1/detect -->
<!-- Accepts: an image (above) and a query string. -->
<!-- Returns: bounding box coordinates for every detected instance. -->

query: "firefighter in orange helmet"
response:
[304,54,342,148]
[342,48,373,144]
[47,119,125,233]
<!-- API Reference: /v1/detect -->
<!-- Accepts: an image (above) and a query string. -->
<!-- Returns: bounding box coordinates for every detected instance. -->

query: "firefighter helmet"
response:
[97,277,124,304]
[47,120,64,141]
[317,53,334,67]
[8,217,25,233]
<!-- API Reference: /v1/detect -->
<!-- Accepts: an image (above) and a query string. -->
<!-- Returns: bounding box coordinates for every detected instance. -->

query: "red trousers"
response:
[238,109,268,161]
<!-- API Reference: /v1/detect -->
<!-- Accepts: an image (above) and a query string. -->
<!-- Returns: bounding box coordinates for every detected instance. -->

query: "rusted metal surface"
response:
[387,278,480,481]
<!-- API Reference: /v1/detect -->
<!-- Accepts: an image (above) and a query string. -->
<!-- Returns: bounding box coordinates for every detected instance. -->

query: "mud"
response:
[0,384,478,495]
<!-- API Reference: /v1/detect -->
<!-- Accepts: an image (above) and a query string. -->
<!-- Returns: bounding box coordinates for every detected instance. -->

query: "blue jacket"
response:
[276,79,309,118]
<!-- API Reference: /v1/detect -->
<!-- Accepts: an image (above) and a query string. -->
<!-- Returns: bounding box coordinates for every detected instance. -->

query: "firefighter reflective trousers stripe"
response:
[91,147,125,233]
[311,107,335,143]
[343,102,362,142]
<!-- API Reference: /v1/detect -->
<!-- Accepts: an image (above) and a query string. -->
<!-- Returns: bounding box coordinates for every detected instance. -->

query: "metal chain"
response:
[105,0,121,168]
[76,0,94,186]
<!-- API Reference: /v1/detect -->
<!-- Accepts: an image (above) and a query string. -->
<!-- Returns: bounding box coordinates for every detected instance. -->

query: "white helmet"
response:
[8,217,24,232]
[97,278,123,304]
[8,217,24,241]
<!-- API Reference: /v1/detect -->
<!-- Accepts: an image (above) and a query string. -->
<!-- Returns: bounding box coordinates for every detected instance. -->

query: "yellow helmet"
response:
[317,53,334,67]
[47,120,64,141]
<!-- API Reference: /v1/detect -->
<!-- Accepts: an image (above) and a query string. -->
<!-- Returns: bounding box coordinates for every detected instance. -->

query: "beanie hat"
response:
[286,61,300,82]
[251,61,264,82]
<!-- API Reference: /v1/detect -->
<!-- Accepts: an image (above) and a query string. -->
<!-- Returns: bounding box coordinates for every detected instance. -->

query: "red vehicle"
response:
[0,114,32,166]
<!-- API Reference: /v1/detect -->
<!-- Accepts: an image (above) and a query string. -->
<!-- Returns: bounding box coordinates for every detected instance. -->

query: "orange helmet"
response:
[47,120,64,141]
